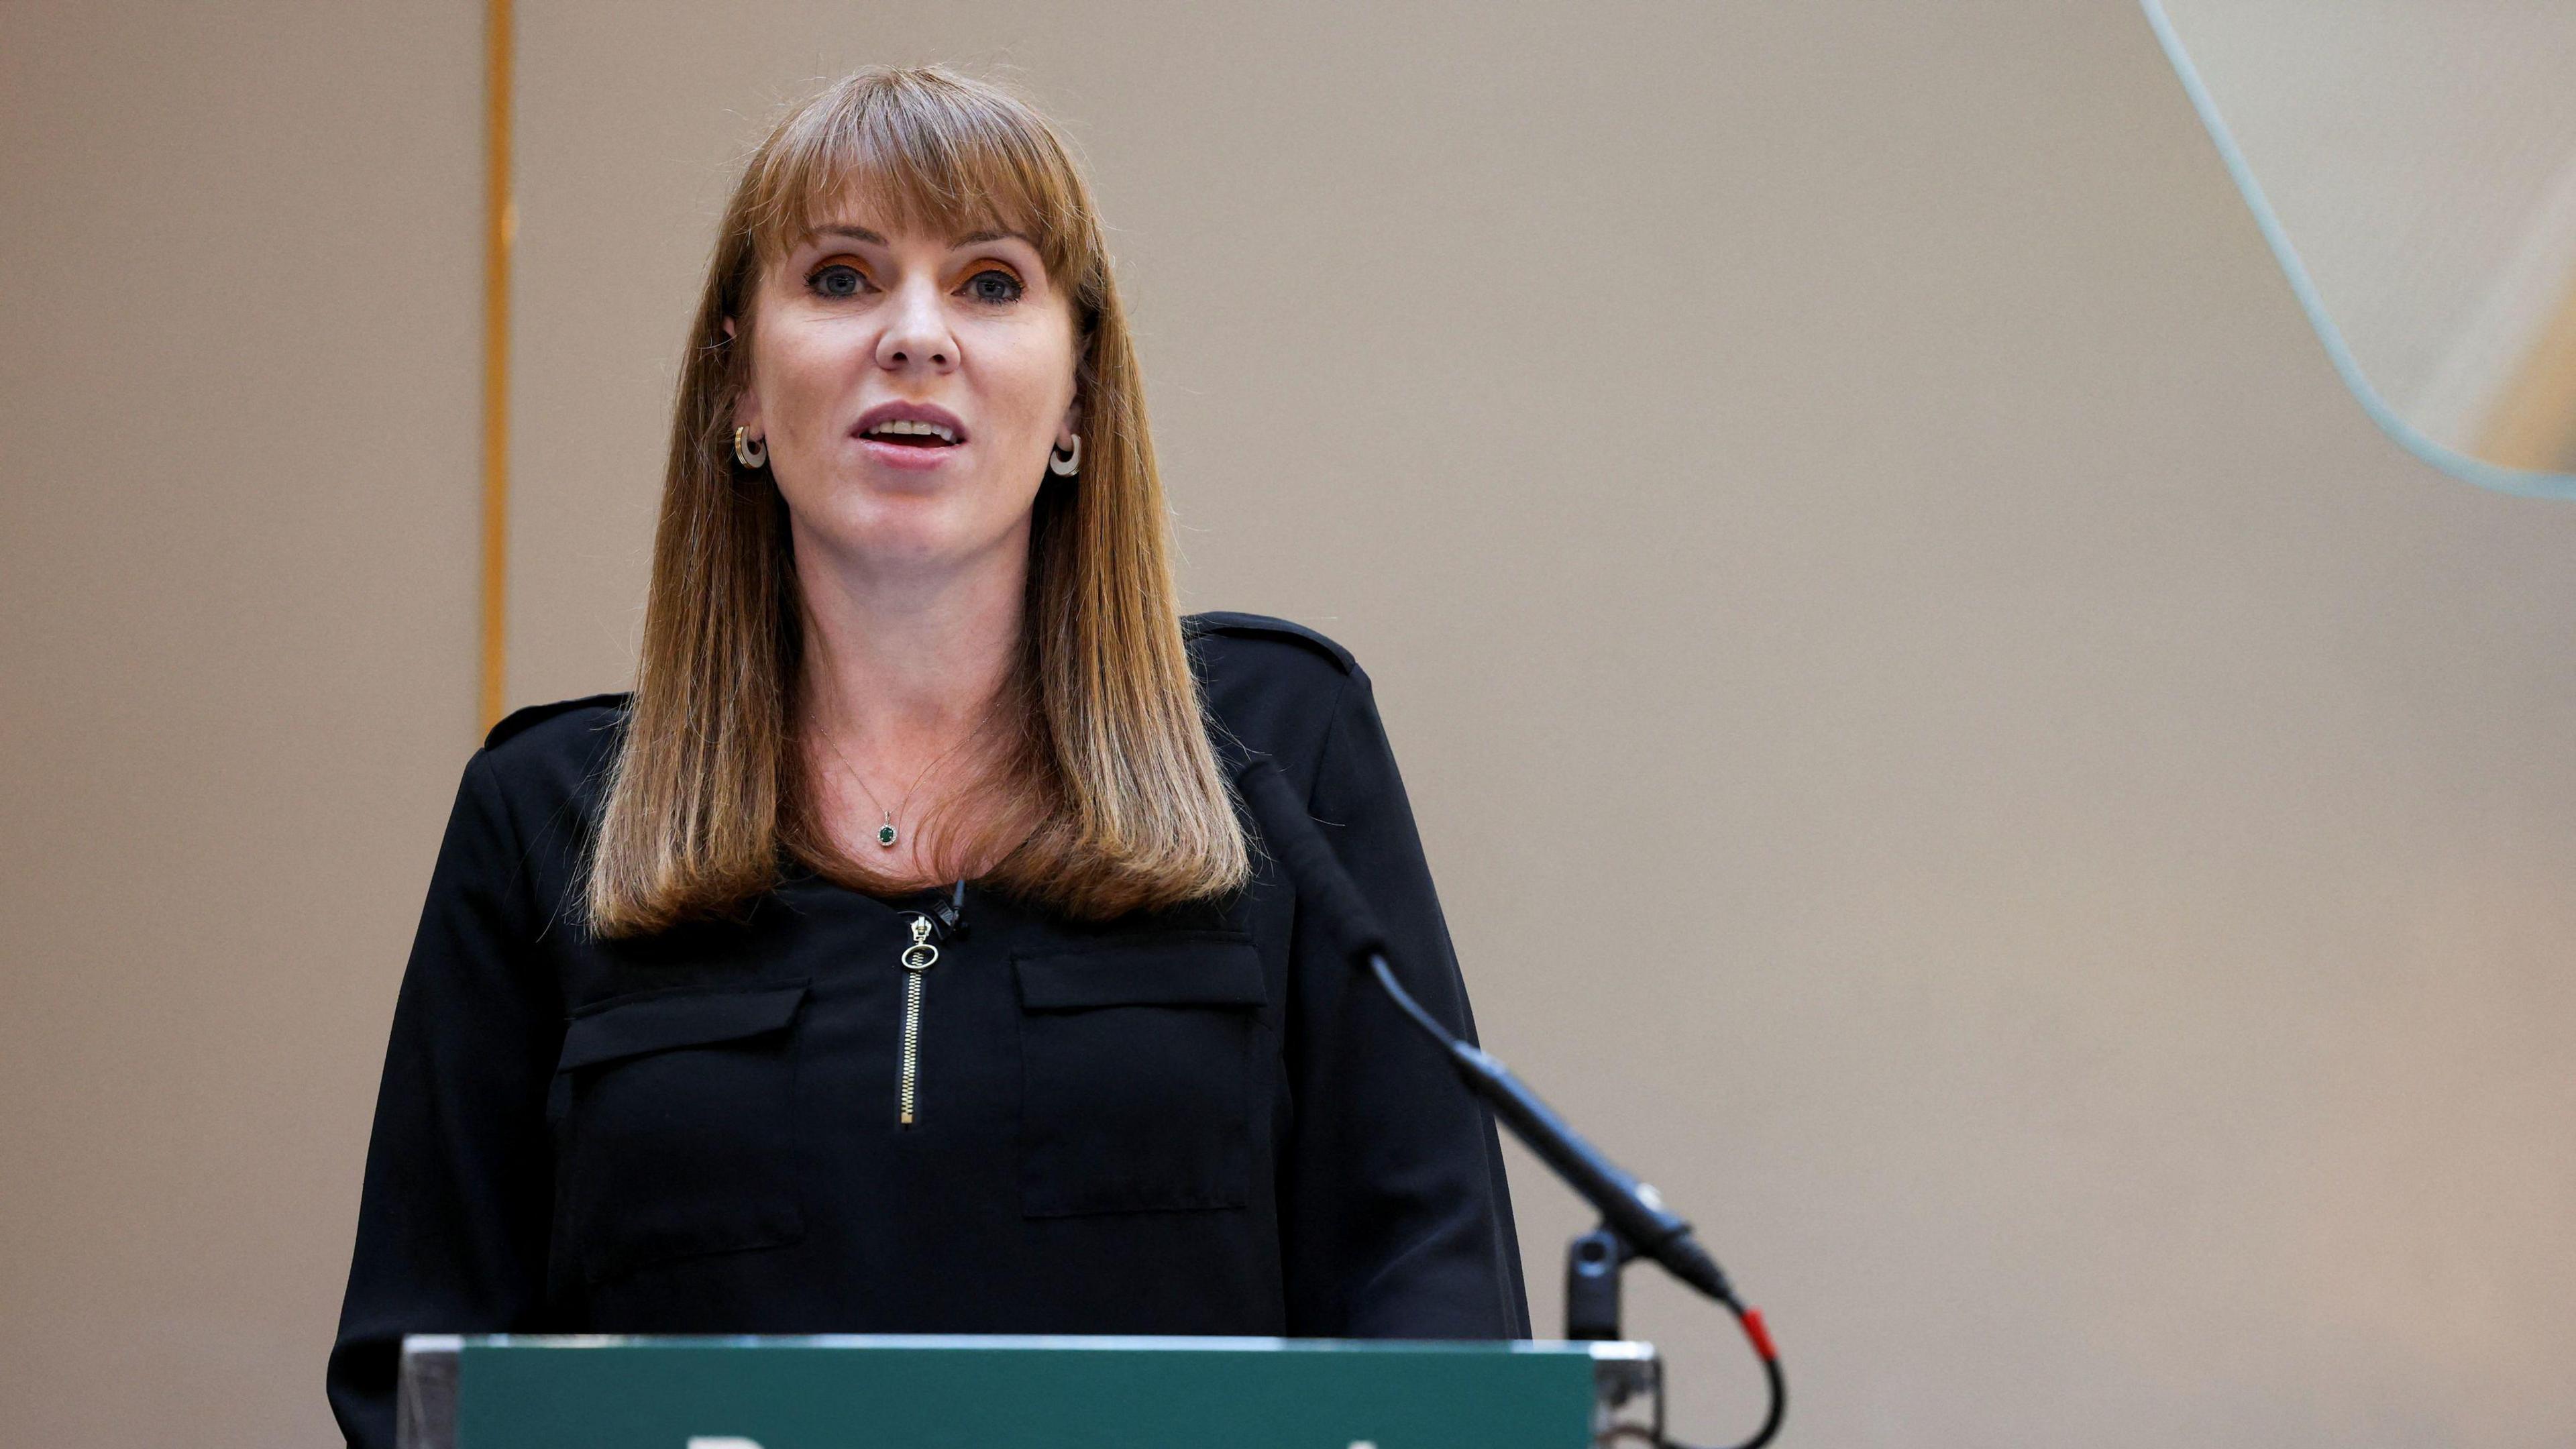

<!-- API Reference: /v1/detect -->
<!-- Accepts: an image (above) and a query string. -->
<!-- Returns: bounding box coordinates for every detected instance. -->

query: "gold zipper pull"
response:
[896,914,939,1126]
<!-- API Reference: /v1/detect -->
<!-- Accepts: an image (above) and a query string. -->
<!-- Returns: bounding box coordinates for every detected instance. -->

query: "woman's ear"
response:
[1058,396,1081,449]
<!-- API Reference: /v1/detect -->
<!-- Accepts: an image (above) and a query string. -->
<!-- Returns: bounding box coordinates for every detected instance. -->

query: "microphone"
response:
[1232,755,1739,1306]
[1235,748,1785,1449]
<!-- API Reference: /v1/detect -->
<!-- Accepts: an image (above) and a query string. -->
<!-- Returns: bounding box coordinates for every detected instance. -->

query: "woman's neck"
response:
[792,521,1026,761]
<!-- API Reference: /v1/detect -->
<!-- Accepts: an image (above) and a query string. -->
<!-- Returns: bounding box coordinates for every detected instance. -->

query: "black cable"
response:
[1653,1297,1786,1449]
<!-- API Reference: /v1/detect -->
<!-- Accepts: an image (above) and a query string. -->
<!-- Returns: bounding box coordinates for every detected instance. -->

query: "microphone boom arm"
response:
[1234,755,1784,1449]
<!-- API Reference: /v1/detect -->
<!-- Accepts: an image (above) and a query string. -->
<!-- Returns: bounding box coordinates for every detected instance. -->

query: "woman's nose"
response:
[875,278,957,373]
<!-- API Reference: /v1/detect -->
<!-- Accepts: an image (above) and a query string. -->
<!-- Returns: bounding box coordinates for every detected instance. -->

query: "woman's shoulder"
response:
[1183,610,1356,672]
[1183,610,1364,698]
[1183,610,1368,770]
[473,691,631,808]
[484,690,631,756]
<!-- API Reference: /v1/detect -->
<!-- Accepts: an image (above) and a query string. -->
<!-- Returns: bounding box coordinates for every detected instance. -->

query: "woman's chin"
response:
[800,497,1020,573]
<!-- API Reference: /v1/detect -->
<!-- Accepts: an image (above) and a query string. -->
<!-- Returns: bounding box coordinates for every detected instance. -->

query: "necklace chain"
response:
[818,710,983,851]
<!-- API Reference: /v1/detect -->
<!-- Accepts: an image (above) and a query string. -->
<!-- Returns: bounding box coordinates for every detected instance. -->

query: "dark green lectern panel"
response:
[406,1334,1650,1449]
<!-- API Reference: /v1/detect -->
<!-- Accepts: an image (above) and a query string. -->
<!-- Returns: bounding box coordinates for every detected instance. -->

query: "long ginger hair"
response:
[584,64,1248,936]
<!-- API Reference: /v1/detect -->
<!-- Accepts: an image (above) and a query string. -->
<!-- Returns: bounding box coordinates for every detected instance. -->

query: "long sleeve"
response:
[1279,665,1533,1339]
[327,751,562,1448]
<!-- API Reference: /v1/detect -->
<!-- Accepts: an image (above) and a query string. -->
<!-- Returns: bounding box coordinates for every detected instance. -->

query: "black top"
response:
[326,612,1530,1448]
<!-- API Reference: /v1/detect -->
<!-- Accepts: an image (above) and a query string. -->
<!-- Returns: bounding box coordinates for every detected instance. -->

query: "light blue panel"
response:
[2139,0,2576,498]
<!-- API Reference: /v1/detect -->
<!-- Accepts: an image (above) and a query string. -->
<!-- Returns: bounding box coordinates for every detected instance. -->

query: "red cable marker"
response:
[1741,1307,1777,1363]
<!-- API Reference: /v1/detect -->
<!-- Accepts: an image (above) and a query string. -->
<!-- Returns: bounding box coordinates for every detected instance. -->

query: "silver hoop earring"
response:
[1048,433,1082,477]
[734,425,768,469]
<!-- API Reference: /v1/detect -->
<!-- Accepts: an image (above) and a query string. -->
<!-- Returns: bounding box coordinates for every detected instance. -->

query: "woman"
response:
[327,64,1527,1448]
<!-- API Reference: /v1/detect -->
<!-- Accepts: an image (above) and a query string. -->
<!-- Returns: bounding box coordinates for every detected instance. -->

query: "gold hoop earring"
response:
[734,425,768,469]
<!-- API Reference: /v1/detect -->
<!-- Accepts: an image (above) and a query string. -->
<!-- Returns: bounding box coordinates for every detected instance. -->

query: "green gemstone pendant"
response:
[877,820,900,848]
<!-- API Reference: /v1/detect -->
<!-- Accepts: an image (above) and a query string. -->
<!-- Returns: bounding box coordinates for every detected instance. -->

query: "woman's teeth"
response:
[864,419,959,445]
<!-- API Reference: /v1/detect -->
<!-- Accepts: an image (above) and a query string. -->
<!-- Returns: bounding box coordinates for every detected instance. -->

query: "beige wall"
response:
[9,2,2576,1445]
[0,3,485,1446]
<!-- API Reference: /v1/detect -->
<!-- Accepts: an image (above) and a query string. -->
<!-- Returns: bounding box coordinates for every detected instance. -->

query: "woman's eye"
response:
[808,262,867,299]
[964,267,1024,305]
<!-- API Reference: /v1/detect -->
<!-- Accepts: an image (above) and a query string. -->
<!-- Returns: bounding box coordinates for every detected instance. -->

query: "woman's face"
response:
[730,195,1080,578]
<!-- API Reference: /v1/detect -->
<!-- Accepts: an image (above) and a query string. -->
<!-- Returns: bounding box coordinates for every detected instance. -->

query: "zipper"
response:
[896,912,940,1126]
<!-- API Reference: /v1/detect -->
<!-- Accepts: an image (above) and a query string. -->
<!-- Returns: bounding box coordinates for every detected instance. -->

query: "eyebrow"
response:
[807,223,1032,250]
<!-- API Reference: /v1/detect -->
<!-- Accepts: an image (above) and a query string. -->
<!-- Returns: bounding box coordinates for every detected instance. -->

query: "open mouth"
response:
[859,420,963,449]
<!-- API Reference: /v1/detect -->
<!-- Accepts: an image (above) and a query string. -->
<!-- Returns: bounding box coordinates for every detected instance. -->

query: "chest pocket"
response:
[554,980,808,1285]
[1013,934,1269,1218]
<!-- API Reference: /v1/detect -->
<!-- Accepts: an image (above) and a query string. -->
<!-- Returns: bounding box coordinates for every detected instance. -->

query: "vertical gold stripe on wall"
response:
[479,0,514,735]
